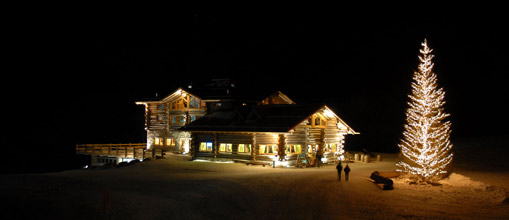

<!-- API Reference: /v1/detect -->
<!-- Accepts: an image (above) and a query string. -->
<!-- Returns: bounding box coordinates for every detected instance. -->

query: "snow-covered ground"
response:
[1,153,508,219]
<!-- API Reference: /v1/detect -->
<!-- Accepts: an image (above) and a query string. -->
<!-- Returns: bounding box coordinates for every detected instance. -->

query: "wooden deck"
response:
[76,143,146,160]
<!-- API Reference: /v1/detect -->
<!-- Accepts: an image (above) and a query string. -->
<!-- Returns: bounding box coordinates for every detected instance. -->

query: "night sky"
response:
[3,7,506,173]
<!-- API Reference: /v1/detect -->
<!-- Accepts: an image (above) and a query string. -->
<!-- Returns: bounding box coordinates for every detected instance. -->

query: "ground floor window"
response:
[238,144,251,153]
[259,145,278,154]
[323,143,337,152]
[166,138,176,146]
[154,138,163,146]
[219,143,232,152]
[286,144,302,154]
[199,142,213,152]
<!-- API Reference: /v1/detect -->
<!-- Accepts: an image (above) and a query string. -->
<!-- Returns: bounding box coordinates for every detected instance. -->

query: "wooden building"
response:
[181,104,357,166]
[136,88,207,155]
[136,82,358,166]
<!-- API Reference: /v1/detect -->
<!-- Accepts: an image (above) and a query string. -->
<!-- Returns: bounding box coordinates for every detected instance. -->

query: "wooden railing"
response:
[76,143,147,159]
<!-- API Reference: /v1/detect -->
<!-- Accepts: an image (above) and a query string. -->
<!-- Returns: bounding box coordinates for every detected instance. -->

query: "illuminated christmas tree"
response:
[397,39,453,182]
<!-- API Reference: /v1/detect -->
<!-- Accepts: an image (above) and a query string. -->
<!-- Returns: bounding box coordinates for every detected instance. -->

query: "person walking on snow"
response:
[344,164,351,181]
[336,162,343,181]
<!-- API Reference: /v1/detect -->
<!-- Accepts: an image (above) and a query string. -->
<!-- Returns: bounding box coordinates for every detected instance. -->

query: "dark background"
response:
[3,6,507,173]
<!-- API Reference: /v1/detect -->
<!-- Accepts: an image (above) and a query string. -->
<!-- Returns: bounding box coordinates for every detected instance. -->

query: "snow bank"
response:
[438,173,487,189]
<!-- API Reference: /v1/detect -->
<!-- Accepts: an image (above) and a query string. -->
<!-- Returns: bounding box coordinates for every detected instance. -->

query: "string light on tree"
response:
[396,39,453,182]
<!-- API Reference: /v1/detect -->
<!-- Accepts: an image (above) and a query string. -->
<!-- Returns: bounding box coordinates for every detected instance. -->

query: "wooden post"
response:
[213,133,218,159]
[190,133,196,157]
[277,134,286,161]
[251,133,257,161]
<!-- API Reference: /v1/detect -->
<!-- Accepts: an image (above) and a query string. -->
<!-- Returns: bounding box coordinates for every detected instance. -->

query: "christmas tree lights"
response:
[397,39,453,182]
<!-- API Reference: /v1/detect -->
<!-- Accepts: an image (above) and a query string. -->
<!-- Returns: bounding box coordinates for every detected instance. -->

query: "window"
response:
[158,105,164,109]
[180,116,185,124]
[191,115,196,122]
[190,96,198,108]
[172,116,177,124]
[219,143,232,153]
[154,138,163,146]
[238,144,251,153]
[323,144,337,152]
[308,114,327,127]
[157,116,164,121]
[166,138,175,146]
[286,145,302,154]
[199,142,213,152]
[259,145,278,154]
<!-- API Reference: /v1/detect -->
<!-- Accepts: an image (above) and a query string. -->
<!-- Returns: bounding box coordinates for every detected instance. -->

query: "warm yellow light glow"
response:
[323,108,335,118]
[396,39,453,181]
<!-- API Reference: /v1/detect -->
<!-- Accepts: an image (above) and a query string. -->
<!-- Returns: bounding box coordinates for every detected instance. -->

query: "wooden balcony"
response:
[76,143,147,160]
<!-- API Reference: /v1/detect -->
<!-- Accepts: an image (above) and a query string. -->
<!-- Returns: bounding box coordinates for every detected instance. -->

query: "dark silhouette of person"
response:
[344,164,351,181]
[336,162,343,181]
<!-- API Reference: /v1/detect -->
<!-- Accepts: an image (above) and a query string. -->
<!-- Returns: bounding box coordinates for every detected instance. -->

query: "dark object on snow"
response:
[129,159,140,165]
[336,163,343,181]
[370,171,394,190]
[244,160,272,167]
[344,165,351,181]
[117,162,130,168]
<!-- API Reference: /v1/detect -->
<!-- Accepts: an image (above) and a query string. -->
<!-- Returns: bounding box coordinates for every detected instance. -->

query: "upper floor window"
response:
[307,114,327,127]
[169,95,202,110]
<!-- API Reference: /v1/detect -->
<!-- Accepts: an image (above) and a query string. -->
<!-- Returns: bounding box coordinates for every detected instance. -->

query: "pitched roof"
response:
[180,104,357,134]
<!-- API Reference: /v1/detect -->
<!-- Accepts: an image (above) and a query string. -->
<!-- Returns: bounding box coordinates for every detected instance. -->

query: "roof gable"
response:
[259,91,296,105]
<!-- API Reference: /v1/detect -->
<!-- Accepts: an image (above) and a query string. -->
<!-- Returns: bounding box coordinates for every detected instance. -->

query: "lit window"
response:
[315,117,321,126]
[219,143,232,153]
[323,144,337,152]
[286,145,302,154]
[238,144,251,153]
[166,138,175,146]
[199,142,213,152]
[259,145,278,154]
[154,138,163,146]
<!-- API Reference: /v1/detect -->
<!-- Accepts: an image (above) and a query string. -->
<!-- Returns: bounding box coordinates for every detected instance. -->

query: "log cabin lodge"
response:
[77,80,358,167]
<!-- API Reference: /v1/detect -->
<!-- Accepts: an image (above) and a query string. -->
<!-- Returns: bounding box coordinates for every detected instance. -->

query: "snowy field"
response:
[2,153,508,220]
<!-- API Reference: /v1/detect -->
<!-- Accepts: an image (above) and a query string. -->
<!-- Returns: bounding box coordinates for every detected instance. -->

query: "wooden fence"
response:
[76,143,146,160]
